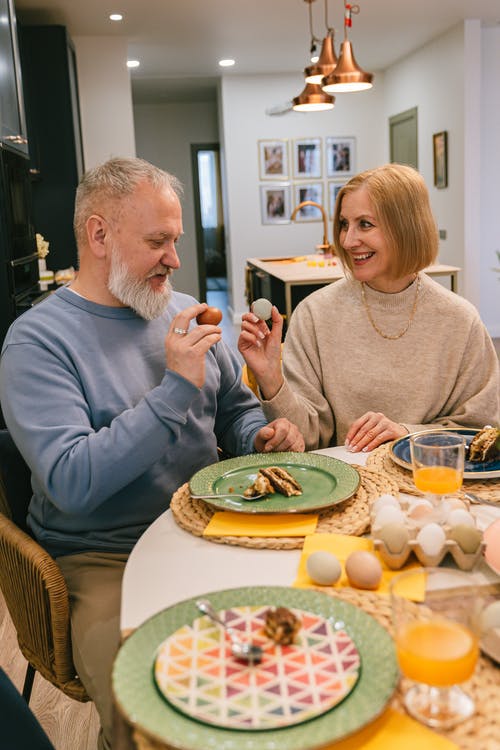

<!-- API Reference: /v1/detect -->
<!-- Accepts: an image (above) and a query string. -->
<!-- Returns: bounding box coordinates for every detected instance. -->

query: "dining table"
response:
[117,445,500,750]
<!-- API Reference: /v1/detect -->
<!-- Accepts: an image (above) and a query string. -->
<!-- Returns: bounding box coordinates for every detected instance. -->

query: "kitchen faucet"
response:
[290,201,335,256]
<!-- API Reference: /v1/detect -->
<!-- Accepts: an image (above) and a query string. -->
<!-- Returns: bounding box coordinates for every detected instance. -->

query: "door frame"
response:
[190,142,220,302]
[389,107,418,168]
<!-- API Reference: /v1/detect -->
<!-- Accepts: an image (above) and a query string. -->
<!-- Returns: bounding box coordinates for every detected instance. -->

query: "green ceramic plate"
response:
[112,586,399,750]
[189,452,360,514]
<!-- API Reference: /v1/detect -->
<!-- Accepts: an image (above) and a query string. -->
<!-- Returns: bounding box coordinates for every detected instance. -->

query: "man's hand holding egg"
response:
[196,306,223,325]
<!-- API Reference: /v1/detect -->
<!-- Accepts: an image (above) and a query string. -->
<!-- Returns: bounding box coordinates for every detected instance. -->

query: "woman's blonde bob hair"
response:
[333,163,438,279]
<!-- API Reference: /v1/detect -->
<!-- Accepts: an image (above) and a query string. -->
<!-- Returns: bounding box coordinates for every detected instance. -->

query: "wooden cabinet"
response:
[18,24,84,272]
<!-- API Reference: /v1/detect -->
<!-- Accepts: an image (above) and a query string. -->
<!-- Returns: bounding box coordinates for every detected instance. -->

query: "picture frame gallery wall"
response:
[257,136,355,224]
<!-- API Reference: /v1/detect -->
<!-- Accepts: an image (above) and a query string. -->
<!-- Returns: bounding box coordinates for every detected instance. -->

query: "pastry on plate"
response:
[244,466,302,498]
[467,426,500,463]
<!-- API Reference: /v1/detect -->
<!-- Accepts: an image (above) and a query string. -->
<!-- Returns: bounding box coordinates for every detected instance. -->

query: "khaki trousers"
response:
[57,551,129,750]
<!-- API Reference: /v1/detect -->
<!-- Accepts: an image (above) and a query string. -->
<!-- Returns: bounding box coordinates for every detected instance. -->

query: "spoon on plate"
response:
[196,599,263,664]
[190,492,267,501]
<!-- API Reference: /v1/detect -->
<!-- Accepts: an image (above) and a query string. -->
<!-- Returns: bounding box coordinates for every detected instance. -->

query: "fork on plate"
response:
[190,492,267,501]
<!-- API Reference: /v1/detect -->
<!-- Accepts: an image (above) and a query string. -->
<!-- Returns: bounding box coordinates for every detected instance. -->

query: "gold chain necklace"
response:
[361,275,421,340]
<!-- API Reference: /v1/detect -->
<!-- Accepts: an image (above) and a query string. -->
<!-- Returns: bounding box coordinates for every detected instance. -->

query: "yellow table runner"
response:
[324,707,458,749]
[203,512,318,537]
[294,533,422,597]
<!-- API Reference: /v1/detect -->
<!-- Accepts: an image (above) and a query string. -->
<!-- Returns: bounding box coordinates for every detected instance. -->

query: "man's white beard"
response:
[108,249,172,320]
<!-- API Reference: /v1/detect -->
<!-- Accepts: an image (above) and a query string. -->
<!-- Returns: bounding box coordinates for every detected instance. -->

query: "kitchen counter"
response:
[245,255,460,324]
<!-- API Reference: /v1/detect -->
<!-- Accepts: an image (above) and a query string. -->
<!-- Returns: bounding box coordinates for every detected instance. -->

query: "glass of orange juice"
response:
[410,431,465,507]
[391,567,484,729]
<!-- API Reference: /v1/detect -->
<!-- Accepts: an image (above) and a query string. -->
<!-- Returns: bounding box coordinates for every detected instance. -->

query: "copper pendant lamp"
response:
[305,31,337,84]
[322,1,373,93]
[293,0,335,112]
[293,82,335,112]
[304,0,337,85]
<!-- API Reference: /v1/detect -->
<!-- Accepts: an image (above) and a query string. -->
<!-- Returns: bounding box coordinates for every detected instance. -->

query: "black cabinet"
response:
[18,25,84,272]
[0,0,28,155]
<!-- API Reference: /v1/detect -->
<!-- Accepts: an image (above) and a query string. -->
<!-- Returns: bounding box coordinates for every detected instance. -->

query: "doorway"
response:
[191,144,226,302]
[389,107,418,168]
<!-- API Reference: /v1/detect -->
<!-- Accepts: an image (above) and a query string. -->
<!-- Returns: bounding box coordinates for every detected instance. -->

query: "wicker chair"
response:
[0,429,89,703]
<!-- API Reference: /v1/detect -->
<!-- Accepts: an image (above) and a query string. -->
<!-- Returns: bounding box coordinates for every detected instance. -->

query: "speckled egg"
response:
[416,522,446,557]
[447,509,475,528]
[251,298,273,321]
[377,522,410,555]
[448,524,482,554]
[306,551,342,586]
[480,601,500,633]
[373,504,406,528]
[345,551,383,590]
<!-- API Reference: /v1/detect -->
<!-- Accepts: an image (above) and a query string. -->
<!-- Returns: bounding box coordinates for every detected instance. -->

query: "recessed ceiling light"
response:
[127,60,140,68]
[219,59,235,68]
[109,13,123,21]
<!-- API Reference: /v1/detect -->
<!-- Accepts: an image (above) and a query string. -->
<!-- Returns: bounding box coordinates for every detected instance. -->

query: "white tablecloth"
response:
[120,447,499,632]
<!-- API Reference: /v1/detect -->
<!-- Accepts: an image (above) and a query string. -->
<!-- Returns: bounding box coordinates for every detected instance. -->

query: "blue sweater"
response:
[0,287,267,556]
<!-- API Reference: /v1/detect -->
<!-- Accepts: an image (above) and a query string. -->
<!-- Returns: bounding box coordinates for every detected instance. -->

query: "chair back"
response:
[0,430,89,702]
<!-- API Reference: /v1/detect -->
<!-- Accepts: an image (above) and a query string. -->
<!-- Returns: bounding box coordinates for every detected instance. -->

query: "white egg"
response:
[372,494,400,515]
[447,509,475,528]
[416,523,446,556]
[251,298,273,321]
[481,601,500,633]
[374,505,406,528]
[306,551,342,586]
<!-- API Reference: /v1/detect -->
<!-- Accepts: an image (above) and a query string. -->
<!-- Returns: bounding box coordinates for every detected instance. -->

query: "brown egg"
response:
[345,550,383,590]
[196,306,223,325]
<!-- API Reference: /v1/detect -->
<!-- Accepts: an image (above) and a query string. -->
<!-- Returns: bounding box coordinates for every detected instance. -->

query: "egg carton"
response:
[370,497,472,531]
[372,527,486,571]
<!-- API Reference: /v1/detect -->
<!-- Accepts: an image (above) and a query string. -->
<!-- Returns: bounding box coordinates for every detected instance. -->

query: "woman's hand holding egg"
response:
[238,300,284,400]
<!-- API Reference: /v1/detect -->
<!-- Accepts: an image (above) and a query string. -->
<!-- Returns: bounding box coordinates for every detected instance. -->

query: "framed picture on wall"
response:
[293,182,324,222]
[258,139,289,180]
[326,136,356,177]
[328,180,346,218]
[433,131,448,188]
[259,183,291,224]
[293,137,322,179]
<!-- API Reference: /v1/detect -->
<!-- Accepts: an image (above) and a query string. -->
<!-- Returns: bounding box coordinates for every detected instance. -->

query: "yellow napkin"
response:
[323,708,458,750]
[294,533,422,596]
[203,512,318,537]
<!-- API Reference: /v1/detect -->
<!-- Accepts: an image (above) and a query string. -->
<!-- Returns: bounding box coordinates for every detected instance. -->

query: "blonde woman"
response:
[239,163,500,451]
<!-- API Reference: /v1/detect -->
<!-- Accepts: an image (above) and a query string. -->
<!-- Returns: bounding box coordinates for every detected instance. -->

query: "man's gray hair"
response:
[73,157,183,247]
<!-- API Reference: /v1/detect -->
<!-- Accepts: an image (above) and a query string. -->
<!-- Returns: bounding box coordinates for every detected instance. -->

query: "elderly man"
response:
[0,157,304,749]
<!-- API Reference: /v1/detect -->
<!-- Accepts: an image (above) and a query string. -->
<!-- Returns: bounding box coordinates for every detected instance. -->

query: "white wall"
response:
[134,101,219,298]
[480,26,500,336]
[128,23,499,333]
[383,24,465,278]
[73,37,136,169]
[219,73,386,318]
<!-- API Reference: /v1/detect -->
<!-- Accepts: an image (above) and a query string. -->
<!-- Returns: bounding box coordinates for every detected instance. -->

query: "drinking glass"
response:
[391,567,483,729]
[410,432,465,507]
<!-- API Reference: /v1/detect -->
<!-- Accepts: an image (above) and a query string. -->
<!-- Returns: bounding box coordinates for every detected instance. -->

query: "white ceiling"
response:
[14,0,500,103]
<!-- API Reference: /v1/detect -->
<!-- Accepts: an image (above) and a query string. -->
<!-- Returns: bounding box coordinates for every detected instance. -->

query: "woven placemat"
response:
[132,586,500,750]
[366,443,500,503]
[170,466,399,550]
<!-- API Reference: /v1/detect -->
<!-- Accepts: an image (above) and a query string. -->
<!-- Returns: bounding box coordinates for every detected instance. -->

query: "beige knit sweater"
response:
[261,274,500,450]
